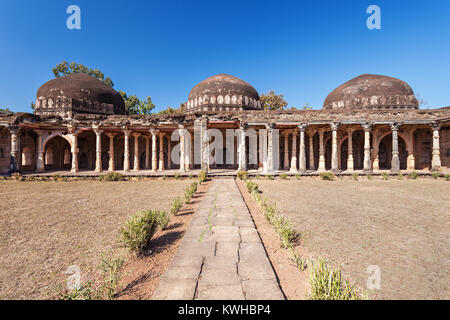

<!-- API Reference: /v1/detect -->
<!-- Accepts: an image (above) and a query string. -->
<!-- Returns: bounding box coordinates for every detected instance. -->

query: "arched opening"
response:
[340,138,348,170]
[352,131,365,170]
[44,136,71,171]
[378,134,408,170]
[21,146,33,166]
[324,138,332,170]
[413,128,432,170]
[0,127,10,174]
[102,152,109,171]
[77,131,96,170]
[313,132,319,170]
[19,129,37,172]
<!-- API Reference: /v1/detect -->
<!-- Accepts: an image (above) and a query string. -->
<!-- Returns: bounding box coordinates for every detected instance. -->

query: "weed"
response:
[265,174,274,180]
[120,210,159,254]
[398,173,403,180]
[408,171,418,180]
[280,173,288,180]
[198,170,207,184]
[445,174,450,181]
[170,197,183,215]
[98,253,124,299]
[320,172,335,181]
[431,172,440,179]
[352,173,358,181]
[382,172,389,180]
[237,170,248,181]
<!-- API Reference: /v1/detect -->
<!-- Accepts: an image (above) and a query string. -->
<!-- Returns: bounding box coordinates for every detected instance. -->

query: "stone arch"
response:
[378,134,408,170]
[42,132,72,152]
[44,135,71,171]
[21,146,33,166]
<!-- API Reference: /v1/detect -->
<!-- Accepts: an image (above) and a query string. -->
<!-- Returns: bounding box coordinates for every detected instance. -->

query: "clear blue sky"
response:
[1,0,449,113]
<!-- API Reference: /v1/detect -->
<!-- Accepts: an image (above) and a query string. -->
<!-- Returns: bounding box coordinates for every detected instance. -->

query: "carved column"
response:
[133,133,140,171]
[372,130,380,170]
[238,124,247,171]
[258,129,264,171]
[390,123,400,173]
[123,129,130,172]
[290,130,298,172]
[68,127,79,173]
[431,123,441,171]
[299,125,307,173]
[107,133,116,171]
[35,130,45,172]
[190,131,194,170]
[179,127,186,172]
[145,135,150,170]
[261,129,268,172]
[318,129,326,172]
[158,132,165,171]
[150,129,158,172]
[94,128,103,173]
[347,128,354,171]
[200,119,209,172]
[283,132,289,170]
[265,124,275,173]
[362,124,372,172]
[331,123,339,172]
[167,136,172,170]
[308,130,315,170]
[9,126,19,172]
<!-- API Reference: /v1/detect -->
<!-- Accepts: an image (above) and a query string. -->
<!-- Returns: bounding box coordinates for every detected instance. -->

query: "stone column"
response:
[150,129,158,172]
[299,125,307,173]
[372,131,380,171]
[258,129,264,170]
[390,123,400,173]
[261,129,268,172]
[167,137,172,170]
[200,119,209,172]
[35,130,45,172]
[123,129,130,172]
[283,132,289,170]
[94,128,103,173]
[331,123,339,172]
[318,129,326,172]
[70,133,78,173]
[308,130,315,170]
[362,124,372,172]
[145,135,150,169]
[158,132,165,171]
[290,130,298,172]
[347,128,354,171]
[265,124,275,173]
[431,123,441,171]
[107,133,116,171]
[179,128,186,172]
[238,124,247,171]
[190,132,194,170]
[9,126,19,172]
[133,133,140,171]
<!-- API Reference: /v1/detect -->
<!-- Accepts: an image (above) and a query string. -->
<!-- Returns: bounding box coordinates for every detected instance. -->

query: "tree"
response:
[260,90,288,111]
[52,61,155,115]
[119,91,155,115]
[157,105,184,115]
[0,107,13,114]
[53,61,114,87]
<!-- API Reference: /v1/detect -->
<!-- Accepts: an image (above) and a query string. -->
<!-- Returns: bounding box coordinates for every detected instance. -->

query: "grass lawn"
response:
[0,179,191,300]
[256,178,450,300]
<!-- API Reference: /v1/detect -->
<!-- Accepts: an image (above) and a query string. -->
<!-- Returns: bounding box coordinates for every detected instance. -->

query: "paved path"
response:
[153,179,285,300]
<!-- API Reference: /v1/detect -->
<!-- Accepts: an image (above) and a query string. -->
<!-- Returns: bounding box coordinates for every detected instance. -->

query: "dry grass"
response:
[256,178,450,300]
[0,179,191,300]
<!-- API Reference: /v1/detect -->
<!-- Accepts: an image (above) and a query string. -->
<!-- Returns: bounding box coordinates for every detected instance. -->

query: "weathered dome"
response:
[35,73,126,117]
[185,74,261,113]
[323,74,418,110]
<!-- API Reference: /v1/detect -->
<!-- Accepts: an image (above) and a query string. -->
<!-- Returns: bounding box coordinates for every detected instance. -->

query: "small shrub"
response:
[408,171,418,180]
[198,170,207,184]
[98,254,124,299]
[382,172,389,180]
[120,210,159,254]
[189,174,194,179]
[295,173,300,180]
[237,170,248,181]
[12,173,21,181]
[170,197,183,215]
[265,174,274,180]
[58,282,98,300]
[398,173,403,180]
[431,172,440,179]
[246,180,259,194]
[162,175,167,180]
[280,173,288,180]
[320,172,335,181]
[156,210,170,230]
[445,174,450,181]
[184,182,198,204]
[174,173,180,180]
[289,246,307,271]
[367,174,373,180]
[53,174,62,181]
[309,258,364,300]
[102,172,124,181]
[352,173,358,181]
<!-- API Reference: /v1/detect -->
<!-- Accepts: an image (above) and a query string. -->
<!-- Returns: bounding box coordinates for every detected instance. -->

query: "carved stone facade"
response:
[0,73,449,175]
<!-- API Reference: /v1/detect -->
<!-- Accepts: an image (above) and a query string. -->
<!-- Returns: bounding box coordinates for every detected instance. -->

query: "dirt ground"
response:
[256,177,450,300]
[0,179,192,300]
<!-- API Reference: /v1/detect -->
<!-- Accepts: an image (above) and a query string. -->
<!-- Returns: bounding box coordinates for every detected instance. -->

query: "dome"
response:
[185,74,261,113]
[323,74,418,110]
[35,73,126,117]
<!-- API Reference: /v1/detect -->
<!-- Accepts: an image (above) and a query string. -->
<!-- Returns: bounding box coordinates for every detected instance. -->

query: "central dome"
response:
[185,74,261,113]
[323,74,418,110]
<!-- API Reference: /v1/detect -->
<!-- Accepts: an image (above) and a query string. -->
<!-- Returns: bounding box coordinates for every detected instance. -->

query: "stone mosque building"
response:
[0,72,449,176]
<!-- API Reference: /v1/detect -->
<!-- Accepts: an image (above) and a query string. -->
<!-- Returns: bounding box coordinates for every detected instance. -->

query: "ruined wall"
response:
[0,127,10,174]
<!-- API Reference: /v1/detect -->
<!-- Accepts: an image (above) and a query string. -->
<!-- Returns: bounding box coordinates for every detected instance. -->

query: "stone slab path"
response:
[153,179,285,300]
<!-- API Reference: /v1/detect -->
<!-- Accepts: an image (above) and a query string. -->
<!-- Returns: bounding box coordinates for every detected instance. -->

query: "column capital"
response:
[150,128,159,135]
[7,125,19,133]
[265,123,276,130]
[330,122,340,131]
[430,122,441,131]
[133,132,141,137]
[362,123,373,132]
[390,122,401,131]
[297,123,308,132]
[239,122,248,130]
[66,124,78,135]
[105,132,117,138]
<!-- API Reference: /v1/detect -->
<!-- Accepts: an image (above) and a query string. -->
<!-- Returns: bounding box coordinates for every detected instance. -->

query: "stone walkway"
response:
[153,179,285,300]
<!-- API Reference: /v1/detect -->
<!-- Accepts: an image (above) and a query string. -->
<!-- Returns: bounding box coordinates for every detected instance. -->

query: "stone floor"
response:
[153,179,285,300]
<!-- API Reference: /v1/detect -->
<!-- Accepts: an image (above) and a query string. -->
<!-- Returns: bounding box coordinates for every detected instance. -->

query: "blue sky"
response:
[0,0,449,113]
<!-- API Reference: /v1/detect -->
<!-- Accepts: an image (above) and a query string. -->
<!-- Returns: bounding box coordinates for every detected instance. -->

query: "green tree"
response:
[0,107,13,114]
[53,61,114,87]
[52,61,155,115]
[260,90,288,111]
[157,105,184,115]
